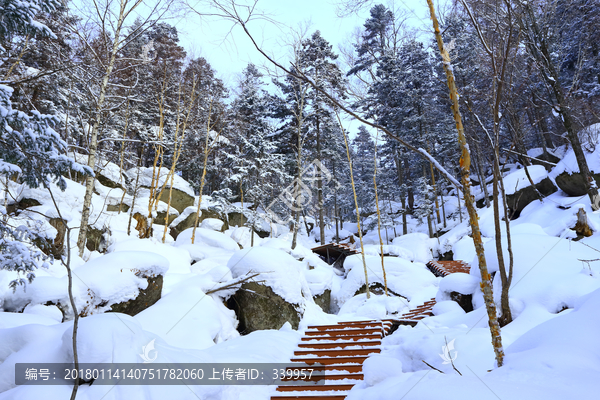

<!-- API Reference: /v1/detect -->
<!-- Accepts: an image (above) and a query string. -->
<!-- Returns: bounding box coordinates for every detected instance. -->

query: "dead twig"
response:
[205,273,262,295]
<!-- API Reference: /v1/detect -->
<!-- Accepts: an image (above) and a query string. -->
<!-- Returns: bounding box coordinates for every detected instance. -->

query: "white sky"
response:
[170,0,435,87]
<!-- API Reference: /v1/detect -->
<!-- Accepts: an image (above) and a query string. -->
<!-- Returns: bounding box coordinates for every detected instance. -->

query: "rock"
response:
[506,177,557,217]
[554,172,600,197]
[169,207,229,239]
[227,211,245,227]
[148,186,194,214]
[106,203,130,212]
[227,281,301,334]
[97,170,124,190]
[154,209,179,226]
[170,211,199,239]
[86,226,109,253]
[449,292,473,313]
[531,150,561,171]
[18,198,41,209]
[314,289,331,313]
[354,282,405,298]
[109,275,163,316]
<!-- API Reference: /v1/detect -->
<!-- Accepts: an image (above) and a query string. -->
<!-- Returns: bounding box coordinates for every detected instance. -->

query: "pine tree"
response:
[1,0,91,288]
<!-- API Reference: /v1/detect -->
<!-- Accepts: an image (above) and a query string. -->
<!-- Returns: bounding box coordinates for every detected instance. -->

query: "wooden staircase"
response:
[271,260,471,399]
[271,320,394,400]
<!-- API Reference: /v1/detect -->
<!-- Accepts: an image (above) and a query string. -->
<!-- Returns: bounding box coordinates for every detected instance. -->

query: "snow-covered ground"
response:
[2,152,600,399]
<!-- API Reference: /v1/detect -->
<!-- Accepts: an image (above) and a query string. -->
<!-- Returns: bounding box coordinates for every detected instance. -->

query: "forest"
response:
[1,0,600,399]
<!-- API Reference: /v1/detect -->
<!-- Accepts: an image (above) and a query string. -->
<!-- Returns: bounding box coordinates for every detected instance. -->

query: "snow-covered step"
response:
[276,384,355,392]
[307,323,387,331]
[304,328,384,337]
[301,334,382,342]
[290,356,368,365]
[297,340,381,350]
[271,395,347,400]
[293,348,380,357]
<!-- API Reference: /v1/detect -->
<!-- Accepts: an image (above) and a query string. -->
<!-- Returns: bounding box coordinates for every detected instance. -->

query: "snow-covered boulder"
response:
[72,153,126,190]
[550,124,600,196]
[436,272,479,312]
[128,167,195,213]
[226,247,312,332]
[503,166,556,216]
[334,254,438,310]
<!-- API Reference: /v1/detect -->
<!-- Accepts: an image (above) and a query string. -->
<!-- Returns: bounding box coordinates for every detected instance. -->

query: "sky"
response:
[169,0,436,87]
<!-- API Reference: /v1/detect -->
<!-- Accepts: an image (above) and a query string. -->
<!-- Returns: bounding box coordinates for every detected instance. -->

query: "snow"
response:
[391,233,436,263]
[362,354,403,386]
[502,165,548,195]
[438,273,479,296]
[227,247,311,306]
[334,254,438,309]
[3,145,600,400]
[126,166,195,197]
[201,218,225,231]
[550,124,600,177]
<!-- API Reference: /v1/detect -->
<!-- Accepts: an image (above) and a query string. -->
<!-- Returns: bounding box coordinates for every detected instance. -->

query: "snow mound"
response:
[391,233,435,263]
[176,227,240,252]
[127,167,195,196]
[3,251,169,314]
[363,354,403,386]
[201,218,224,231]
[503,165,548,195]
[335,254,438,308]
[550,124,600,177]
[227,247,310,305]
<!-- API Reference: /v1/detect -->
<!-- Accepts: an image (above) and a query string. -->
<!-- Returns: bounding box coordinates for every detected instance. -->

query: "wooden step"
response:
[304,373,363,382]
[294,348,380,357]
[301,334,381,342]
[337,320,392,327]
[308,323,385,331]
[304,328,383,337]
[297,340,381,349]
[290,356,367,365]
[276,384,355,392]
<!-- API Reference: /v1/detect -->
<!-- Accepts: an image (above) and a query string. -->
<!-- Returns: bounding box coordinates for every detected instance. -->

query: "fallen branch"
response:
[422,360,444,374]
[205,273,262,295]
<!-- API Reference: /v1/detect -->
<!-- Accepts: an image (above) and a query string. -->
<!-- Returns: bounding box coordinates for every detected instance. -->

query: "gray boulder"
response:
[227,282,301,334]
[109,275,163,316]
[554,172,600,197]
[314,289,331,313]
[506,177,557,216]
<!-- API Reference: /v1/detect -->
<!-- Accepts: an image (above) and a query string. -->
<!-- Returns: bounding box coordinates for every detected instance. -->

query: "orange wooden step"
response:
[297,340,381,349]
[308,323,385,331]
[290,356,367,365]
[281,373,363,383]
[304,328,383,336]
[276,384,354,392]
[337,320,392,326]
[301,334,381,342]
[294,348,380,357]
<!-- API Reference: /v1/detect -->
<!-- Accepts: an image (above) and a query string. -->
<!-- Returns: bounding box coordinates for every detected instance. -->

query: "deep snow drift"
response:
[2,151,600,399]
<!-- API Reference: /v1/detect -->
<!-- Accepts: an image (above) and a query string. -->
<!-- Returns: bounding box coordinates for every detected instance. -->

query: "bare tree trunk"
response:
[76,0,139,257]
[517,0,599,209]
[335,110,370,299]
[427,0,505,367]
[373,130,388,295]
[316,115,325,244]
